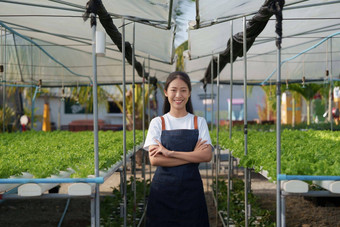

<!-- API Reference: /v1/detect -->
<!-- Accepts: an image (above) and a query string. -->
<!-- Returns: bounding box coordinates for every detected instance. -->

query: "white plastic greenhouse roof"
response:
[0,0,178,86]
[1,0,340,86]
[187,0,340,84]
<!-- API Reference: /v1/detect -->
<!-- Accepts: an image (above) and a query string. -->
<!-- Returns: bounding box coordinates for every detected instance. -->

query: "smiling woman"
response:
[143,71,212,227]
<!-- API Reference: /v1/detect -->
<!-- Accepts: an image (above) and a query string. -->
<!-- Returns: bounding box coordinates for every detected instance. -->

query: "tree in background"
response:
[287,83,323,125]
[175,41,188,71]
[258,84,276,122]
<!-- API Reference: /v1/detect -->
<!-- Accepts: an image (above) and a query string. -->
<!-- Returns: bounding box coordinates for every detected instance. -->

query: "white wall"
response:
[34,96,123,130]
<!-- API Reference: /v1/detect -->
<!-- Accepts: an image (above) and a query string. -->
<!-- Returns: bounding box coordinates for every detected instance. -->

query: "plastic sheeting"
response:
[1,0,340,85]
[0,0,177,86]
[187,0,340,84]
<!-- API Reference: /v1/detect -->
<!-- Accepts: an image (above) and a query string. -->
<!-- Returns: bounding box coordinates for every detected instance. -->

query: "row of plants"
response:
[100,176,150,227]
[212,129,340,181]
[214,178,274,226]
[0,130,144,178]
[221,122,340,132]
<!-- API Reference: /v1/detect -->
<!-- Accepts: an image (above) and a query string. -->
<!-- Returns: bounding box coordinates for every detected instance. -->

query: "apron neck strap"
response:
[194,116,198,130]
[160,116,166,130]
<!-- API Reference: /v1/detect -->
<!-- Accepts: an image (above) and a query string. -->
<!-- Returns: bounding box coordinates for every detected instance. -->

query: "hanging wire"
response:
[302,55,306,88]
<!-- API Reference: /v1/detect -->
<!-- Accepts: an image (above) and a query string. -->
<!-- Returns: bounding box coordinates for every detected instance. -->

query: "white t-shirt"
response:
[143,113,212,151]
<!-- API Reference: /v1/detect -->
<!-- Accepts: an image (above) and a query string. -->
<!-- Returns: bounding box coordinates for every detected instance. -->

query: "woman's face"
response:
[165,78,191,112]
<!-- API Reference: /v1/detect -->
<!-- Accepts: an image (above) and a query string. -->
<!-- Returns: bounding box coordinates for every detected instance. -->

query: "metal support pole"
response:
[215,54,220,226]
[142,60,146,211]
[227,20,234,227]
[243,16,248,227]
[90,13,100,227]
[148,55,152,182]
[2,28,6,133]
[204,86,209,192]
[210,53,214,189]
[122,18,128,227]
[210,54,214,132]
[281,195,286,227]
[30,39,34,130]
[330,38,334,131]
[132,22,137,227]
[276,31,282,227]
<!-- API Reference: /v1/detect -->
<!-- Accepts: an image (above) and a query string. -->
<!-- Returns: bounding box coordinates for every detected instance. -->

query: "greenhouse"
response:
[1,0,340,226]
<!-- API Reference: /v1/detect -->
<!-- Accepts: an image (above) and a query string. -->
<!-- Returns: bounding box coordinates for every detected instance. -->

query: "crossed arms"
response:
[148,138,212,167]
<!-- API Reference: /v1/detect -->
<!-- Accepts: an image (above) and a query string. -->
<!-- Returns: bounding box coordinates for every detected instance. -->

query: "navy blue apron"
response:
[146,115,209,227]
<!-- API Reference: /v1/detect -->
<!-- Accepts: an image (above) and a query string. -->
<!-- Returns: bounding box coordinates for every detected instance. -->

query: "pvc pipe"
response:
[67,149,144,197]
[0,177,104,184]
[18,170,73,197]
[57,198,70,227]
[281,180,308,193]
[0,172,33,193]
[1,193,92,200]
[278,174,340,181]
[243,16,248,227]
[261,31,340,85]
[282,190,340,197]
[95,31,106,57]
[313,180,340,194]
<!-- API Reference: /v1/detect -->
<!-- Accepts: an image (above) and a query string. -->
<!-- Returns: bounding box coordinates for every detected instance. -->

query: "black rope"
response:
[268,0,285,49]
[202,0,286,87]
[82,0,157,84]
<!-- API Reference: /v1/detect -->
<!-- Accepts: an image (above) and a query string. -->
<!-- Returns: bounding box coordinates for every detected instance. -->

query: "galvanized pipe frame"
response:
[131,21,137,227]
[227,19,234,227]
[1,26,6,133]
[89,13,100,227]
[242,16,249,227]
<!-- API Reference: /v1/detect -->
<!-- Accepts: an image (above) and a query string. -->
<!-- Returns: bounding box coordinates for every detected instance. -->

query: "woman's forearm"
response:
[170,147,212,163]
[149,154,190,167]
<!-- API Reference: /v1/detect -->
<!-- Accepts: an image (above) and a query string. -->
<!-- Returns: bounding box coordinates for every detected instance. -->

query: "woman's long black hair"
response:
[163,71,193,114]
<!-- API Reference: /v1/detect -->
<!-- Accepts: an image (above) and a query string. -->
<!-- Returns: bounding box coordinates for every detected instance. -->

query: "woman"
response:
[143,71,212,226]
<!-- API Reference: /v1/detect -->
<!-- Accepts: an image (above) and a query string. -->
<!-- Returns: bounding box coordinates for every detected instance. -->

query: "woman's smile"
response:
[164,78,191,115]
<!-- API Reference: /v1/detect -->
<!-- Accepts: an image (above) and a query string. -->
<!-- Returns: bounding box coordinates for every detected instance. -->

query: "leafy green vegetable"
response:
[0,130,144,178]
[212,128,340,181]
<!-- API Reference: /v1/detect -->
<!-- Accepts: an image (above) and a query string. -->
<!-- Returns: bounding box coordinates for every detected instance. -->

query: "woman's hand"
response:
[193,138,210,153]
[149,139,174,157]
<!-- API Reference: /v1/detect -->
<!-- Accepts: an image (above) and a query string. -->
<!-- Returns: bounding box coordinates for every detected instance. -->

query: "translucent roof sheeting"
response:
[0,0,177,86]
[187,0,340,84]
[1,0,340,86]
[197,0,303,27]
